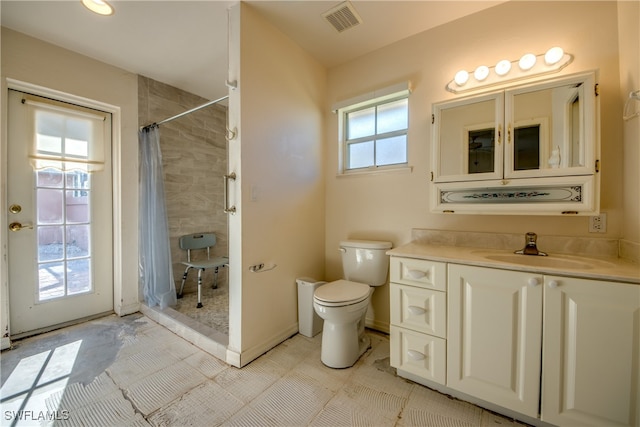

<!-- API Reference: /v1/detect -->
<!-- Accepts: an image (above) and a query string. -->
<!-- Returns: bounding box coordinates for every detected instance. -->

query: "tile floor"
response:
[1,313,527,427]
[174,282,229,336]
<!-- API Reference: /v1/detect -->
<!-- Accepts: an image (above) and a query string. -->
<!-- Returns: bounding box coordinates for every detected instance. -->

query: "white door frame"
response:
[1,78,129,348]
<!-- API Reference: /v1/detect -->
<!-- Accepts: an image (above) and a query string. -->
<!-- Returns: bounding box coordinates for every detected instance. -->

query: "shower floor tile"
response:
[173,281,229,335]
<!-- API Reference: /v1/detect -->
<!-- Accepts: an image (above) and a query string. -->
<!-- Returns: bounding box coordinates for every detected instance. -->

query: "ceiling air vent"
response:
[322,1,362,33]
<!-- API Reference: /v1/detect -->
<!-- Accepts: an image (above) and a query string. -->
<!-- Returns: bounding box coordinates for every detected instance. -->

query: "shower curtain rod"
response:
[141,94,229,131]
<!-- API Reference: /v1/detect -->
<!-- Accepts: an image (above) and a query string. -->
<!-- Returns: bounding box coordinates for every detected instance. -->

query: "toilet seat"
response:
[314,280,370,307]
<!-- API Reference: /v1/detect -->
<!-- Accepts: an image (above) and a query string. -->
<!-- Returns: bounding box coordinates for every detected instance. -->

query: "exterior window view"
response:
[1,1,639,426]
[36,169,92,301]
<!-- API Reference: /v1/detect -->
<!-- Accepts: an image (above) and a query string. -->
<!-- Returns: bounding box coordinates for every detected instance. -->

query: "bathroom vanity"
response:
[388,243,640,427]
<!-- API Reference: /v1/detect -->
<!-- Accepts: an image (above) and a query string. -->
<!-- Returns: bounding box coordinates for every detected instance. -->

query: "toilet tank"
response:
[340,240,392,286]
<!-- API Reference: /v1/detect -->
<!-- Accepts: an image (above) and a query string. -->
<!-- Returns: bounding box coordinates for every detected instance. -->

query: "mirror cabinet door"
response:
[505,74,595,178]
[434,93,503,182]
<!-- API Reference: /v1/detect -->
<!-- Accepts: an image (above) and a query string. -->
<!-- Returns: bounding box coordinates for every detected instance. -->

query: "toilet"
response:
[312,239,392,368]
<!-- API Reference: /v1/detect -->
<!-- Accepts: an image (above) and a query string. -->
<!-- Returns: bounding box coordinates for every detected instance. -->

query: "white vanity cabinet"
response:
[390,254,640,426]
[389,257,447,384]
[447,264,543,418]
[542,275,640,427]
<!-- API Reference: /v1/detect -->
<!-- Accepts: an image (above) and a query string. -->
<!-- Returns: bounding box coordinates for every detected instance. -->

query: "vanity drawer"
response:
[391,284,446,338]
[391,326,446,385]
[390,257,446,291]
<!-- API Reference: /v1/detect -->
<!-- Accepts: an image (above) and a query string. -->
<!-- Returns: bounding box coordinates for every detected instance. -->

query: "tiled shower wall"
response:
[138,76,229,290]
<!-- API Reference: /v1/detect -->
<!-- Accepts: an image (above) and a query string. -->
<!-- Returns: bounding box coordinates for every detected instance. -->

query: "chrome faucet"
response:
[515,232,547,256]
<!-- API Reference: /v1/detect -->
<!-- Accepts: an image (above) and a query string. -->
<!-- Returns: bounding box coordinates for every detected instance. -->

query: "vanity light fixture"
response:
[81,0,114,16]
[495,59,512,76]
[518,53,537,71]
[474,65,490,81]
[544,46,564,65]
[446,46,573,93]
[454,70,470,86]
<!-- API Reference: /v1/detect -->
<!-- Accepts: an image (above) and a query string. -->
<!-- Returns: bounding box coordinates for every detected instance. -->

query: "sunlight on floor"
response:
[0,340,81,426]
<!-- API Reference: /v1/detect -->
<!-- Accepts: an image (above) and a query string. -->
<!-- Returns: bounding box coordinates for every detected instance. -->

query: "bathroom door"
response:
[6,89,113,336]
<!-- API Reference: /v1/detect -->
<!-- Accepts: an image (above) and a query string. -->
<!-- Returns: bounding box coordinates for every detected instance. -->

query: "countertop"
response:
[388,242,640,284]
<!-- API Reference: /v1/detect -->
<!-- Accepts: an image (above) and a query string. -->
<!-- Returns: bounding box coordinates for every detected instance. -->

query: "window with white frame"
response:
[337,85,410,173]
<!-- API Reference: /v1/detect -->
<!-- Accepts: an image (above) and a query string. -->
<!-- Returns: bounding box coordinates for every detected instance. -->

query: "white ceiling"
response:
[1,0,504,101]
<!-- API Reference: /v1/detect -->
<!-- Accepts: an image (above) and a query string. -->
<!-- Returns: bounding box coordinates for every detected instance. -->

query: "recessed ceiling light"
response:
[81,0,114,16]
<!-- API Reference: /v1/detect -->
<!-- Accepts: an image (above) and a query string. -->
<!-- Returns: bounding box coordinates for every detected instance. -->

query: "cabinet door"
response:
[447,264,543,418]
[432,92,503,183]
[542,276,640,427]
[504,73,597,180]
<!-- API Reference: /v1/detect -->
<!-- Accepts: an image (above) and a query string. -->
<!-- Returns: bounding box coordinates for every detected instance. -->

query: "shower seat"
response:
[177,233,229,308]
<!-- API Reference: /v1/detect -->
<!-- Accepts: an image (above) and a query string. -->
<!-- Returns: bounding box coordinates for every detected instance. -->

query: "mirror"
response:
[508,80,585,175]
[433,72,595,183]
[436,94,500,180]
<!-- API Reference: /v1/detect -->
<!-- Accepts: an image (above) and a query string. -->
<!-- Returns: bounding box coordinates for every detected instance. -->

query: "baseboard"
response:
[365,317,390,334]
[239,323,299,367]
[115,301,140,316]
[1,336,11,350]
[226,348,241,368]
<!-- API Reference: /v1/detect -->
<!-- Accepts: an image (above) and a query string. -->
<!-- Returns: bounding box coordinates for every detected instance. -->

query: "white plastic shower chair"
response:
[177,233,229,308]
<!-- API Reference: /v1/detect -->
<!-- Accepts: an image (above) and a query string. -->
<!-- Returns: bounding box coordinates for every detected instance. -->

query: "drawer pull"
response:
[408,305,426,316]
[407,350,426,361]
[407,269,427,280]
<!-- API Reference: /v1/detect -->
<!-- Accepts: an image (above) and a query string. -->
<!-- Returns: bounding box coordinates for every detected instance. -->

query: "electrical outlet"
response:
[589,213,607,233]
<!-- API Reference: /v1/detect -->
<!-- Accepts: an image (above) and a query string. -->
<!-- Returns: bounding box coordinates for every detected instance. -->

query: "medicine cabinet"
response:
[431,72,599,215]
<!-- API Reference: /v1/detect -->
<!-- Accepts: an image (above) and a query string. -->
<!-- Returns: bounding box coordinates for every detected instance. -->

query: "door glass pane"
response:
[66,225,89,258]
[37,169,64,188]
[37,189,63,224]
[376,135,407,166]
[65,171,90,189]
[66,190,89,223]
[348,140,374,169]
[38,226,64,262]
[347,107,375,139]
[67,259,91,295]
[377,99,408,134]
[39,262,65,301]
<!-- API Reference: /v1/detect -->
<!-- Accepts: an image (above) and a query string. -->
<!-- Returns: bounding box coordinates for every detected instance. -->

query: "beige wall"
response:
[138,76,229,292]
[618,1,640,253]
[1,28,140,343]
[325,1,627,331]
[228,3,327,363]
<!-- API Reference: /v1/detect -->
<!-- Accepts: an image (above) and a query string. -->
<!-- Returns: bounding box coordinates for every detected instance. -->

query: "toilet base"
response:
[320,327,371,369]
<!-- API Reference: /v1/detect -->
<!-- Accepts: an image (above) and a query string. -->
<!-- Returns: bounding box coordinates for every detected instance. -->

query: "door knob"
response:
[9,222,33,232]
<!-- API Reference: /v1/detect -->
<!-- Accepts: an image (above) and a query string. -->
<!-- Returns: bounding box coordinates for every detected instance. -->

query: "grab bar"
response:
[223,172,236,214]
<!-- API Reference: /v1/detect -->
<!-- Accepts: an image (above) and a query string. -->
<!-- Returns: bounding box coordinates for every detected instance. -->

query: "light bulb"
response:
[518,53,537,71]
[454,70,469,86]
[544,47,564,65]
[81,0,114,15]
[495,60,512,76]
[474,65,489,81]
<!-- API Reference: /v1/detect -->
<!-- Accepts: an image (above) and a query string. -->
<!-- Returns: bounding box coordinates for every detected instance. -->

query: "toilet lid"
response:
[314,280,370,304]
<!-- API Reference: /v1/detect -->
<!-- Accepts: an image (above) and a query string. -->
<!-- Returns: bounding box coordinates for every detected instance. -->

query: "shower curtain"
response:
[138,125,177,309]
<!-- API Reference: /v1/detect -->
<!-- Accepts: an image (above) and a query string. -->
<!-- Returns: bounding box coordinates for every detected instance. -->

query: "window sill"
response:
[336,165,413,178]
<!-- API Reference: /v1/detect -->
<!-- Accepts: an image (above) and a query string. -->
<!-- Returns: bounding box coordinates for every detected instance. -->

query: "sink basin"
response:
[484,254,601,270]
